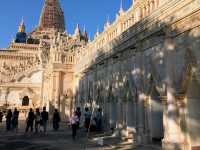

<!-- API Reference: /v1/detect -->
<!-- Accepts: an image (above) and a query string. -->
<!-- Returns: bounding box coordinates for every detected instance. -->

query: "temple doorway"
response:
[22,96,29,106]
[149,86,164,143]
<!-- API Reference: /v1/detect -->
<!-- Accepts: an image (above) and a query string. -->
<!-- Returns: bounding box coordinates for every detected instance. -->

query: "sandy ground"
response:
[0,121,161,150]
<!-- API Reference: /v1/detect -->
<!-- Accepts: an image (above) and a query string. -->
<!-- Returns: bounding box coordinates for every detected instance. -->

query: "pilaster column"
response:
[150,1,154,12]
[136,93,145,144]
[0,88,8,106]
[161,96,168,142]
[116,100,123,130]
[109,100,117,133]
[154,0,158,9]
[121,101,128,139]
[50,73,54,104]
[126,100,137,143]
[104,99,110,130]
[176,95,190,150]
[146,4,150,15]
[133,100,137,141]
[54,71,61,110]
[126,100,135,128]
[144,96,151,143]
[162,88,188,150]
[142,7,146,18]
[155,0,159,8]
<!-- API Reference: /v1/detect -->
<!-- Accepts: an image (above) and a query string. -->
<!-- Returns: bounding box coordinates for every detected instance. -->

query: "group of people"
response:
[25,107,61,133]
[69,107,103,140]
[0,107,61,134]
[0,106,103,140]
[4,108,19,132]
[25,107,49,133]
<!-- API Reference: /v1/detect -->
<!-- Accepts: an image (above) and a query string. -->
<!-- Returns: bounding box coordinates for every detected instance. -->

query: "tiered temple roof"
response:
[38,0,65,32]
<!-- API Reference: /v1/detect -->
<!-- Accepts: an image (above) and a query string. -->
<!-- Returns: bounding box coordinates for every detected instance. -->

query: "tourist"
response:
[12,108,19,132]
[95,108,103,131]
[70,112,79,140]
[53,109,61,131]
[41,107,48,133]
[75,107,81,128]
[6,109,12,131]
[84,107,91,132]
[0,111,3,123]
[25,108,35,132]
[34,108,41,133]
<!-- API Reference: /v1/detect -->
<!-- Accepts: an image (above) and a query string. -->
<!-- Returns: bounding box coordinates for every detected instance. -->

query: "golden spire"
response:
[18,18,26,33]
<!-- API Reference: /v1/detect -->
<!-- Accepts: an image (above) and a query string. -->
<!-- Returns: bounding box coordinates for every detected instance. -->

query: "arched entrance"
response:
[19,88,38,108]
[22,96,29,106]
[143,73,164,144]
[149,86,164,143]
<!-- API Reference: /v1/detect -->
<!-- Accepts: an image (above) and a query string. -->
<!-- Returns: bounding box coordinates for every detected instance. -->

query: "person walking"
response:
[53,109,61,131]
[84,107,91,132]
[25,108,35,132]
[6,109,12,131]
[0,111,3,123]
[34,108,41,133]
[70,112,79,140]
[12,108,19,132]
[41,107,48,134]
[75,107,81,128]
[95,108,103,131]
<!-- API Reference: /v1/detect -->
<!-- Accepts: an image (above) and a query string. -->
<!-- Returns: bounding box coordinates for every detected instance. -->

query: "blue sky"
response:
[0,0,133,48]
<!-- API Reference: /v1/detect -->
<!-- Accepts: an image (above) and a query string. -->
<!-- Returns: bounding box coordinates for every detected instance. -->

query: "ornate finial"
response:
[88,33,91,42]
[95,27,99,37]
[83,25,86,32]
[106,15,110,27]
[104,16,110,30]
[119,0,125,15]
[83,25,88,42]
[107,15,110,23]
[21,16,24,23]
[120,0,123,10]
[74,24,81,37]
[18,17,26,33]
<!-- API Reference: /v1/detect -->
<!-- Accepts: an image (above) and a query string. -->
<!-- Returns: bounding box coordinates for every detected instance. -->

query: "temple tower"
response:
[38,0,65,32]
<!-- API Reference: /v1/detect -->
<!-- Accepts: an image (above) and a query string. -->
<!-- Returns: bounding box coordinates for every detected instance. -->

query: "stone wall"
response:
[74,0,200,149]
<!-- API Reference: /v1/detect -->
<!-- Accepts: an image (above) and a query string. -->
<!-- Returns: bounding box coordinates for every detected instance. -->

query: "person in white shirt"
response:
[70,112,79,140]
[34,108,41,133]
